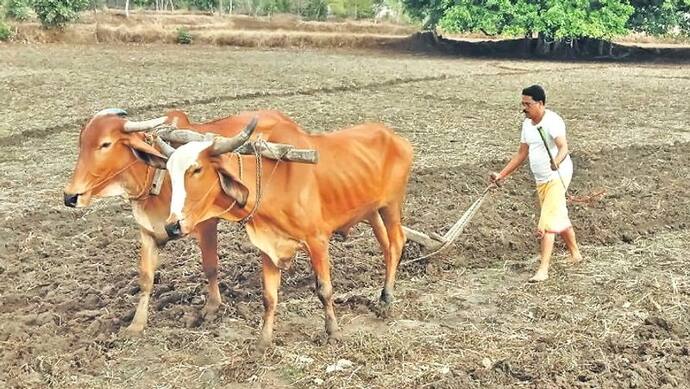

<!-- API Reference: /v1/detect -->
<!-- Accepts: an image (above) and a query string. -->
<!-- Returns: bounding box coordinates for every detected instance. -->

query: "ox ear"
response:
[128,136,168,169]
[216,166,249,208]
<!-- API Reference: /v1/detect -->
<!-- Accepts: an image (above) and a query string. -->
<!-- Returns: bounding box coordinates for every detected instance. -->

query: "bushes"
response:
[176,26,192,43]
[5,0,31,21]
[0,19,13,41]
[32,0,89,29]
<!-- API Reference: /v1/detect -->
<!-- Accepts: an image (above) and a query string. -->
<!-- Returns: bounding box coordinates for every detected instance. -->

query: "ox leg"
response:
[196,219,222,320]
[125,231,158,335]
[379,206,406,308]
[307,237,341,342]
[369,212,392,306]
[258,253,281,351]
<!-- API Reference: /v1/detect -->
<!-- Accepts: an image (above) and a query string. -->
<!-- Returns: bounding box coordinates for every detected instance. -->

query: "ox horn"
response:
[154,137,177,158]
[156,127,213,144]
[210,117,258,156]
[95,108,128,117]
[124,116,168,132]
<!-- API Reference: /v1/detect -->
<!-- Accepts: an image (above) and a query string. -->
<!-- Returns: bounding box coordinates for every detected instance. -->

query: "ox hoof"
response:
[374,303,393,319]
[379,289,394,306]
[376,292,394,318]
[255,338,272,354]
[201,303,220,322]
[327,331,343,345]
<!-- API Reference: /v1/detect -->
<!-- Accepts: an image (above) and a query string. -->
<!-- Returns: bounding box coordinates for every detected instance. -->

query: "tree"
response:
[33,0,90,29]
[304,0,327,19]
[403,0,635,41]
[400,0,451,29]
[5,0,32,21]
[627,0,690,35]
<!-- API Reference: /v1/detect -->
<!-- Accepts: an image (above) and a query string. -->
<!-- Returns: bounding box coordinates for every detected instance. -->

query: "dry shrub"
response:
[95,23,175,44]
[12,23,96,43]
[11,20,406,49]
[200,30,402,49]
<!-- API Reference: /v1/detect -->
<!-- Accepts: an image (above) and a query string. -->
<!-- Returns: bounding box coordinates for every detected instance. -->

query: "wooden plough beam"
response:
[402,226,445,250]
[399,186,493,261]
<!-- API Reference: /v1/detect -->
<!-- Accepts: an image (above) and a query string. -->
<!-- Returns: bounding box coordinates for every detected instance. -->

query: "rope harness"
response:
[229,138,285,227]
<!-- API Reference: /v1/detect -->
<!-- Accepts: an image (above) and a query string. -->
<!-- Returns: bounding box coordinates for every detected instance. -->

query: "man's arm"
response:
[491,143,528,183]
[551,135,569,170]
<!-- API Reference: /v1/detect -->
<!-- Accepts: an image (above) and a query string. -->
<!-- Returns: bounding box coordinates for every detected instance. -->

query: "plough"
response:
[400,186,493,264]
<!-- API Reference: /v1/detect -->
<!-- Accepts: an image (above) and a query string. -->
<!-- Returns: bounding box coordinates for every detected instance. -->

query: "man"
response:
[490,85,583,282]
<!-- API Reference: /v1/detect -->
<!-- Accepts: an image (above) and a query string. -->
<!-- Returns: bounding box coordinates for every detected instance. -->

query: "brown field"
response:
[0,43,689,388]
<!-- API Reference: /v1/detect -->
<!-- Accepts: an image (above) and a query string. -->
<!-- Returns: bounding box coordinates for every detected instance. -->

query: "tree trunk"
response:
[125,0,129,17]
[219,0,223,15]
[536,32,550,56]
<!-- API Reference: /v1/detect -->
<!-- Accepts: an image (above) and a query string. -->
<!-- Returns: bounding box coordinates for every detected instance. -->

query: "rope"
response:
[237,138,285,226]
[237,141,263,226]
[535,126,606,205]
[78,159,153,202]
[128,165,154,201]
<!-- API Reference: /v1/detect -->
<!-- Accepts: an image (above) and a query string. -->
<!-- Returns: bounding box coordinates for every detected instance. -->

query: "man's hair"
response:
[522,85,546,104]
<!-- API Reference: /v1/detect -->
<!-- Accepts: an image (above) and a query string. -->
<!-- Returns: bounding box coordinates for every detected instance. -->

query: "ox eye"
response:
[99,142,112,149]
[192,167,202,175]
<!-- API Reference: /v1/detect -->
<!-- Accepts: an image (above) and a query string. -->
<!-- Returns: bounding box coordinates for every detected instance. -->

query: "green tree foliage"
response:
[304,0,327,19]
[329,0,377,18]
[627,0,690,35]
[5,0,31,21]
[404,0,635,40]
[400,0,449,29]
[188,0,216,11]
[0,18,13,41]
[33,0,90,28]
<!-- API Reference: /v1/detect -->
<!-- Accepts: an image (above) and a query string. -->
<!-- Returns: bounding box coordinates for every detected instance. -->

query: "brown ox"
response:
[154,120,413,349]
[63,108,297,335]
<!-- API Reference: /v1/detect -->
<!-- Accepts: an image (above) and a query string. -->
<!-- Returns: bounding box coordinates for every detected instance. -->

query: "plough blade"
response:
[402,226,445,250]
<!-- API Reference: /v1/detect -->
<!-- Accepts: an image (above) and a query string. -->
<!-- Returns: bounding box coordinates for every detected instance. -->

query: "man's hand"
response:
[489,172,503,186]
[550,160,559,171]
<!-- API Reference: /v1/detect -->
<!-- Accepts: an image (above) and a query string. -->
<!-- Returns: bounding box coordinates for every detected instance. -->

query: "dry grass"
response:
[81,10,417,35]
[10,21,409,47]
[7,9,416,47]
[199,30,402,49]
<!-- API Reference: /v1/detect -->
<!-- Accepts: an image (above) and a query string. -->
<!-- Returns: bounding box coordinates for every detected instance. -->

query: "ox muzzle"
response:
[165,220,183,239]
[64,192,79,208]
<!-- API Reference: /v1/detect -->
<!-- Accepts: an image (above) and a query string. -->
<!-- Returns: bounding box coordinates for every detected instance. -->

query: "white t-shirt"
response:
[520,109,573,184]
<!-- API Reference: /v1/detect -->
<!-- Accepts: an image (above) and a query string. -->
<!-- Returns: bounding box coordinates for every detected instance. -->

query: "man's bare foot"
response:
[567,252,583,264]
[529,269,549,282]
